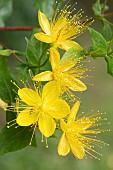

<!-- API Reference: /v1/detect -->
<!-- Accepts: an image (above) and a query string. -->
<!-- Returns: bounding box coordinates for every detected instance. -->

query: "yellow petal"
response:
[73,117,95,132]
[38,10,51,35]
[32,71,54,82]
[34,32,52,43]
[16,109,38,126]
[58,40,83,51]
[68,101,80,124]
[42,81,60,104]
[59,61,75,72]
[58,133,70,156]
[46,99,70,119]
[63,75,87,91]
[18,88,41,106]
[68,137,85,159]
[39,113,56,137]
[50,47,60,71]
[60,119,67,132]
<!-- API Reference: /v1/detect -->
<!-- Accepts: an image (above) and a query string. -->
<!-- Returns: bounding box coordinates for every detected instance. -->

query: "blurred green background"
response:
[0,0,113,169]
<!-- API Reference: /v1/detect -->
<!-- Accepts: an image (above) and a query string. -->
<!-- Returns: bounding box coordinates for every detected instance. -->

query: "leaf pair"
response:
[89,25,113,76]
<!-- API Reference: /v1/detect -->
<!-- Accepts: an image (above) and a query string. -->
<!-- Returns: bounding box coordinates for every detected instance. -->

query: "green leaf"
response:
[26,35,49,65]
[26,37,39,65]
[39,53,51,72]
[0,49,12,56]
[0,49,26,57]
[61,48,85,62]
[102,23,113,41]
[92,0,102,17]
[34,0,55,18]
[105,55,113,76]
[0,0,13,26]
[88,46,105,58]
[25,34,50,75]
[16,64,29,82]
[0,111,37,156]
[89,27,108,54]
[0,55,17,103]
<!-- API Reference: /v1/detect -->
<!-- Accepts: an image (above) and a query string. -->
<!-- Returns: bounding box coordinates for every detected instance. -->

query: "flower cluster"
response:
[6,1,108,160]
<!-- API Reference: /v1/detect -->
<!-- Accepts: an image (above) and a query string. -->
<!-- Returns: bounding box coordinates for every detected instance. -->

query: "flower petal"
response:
[42,81,60,104]
[46,99,70,119]
[58,40,83,51]
[16,109,38,126]
[68,101,80,124]
[58,133,70,156]
[59,61,76,72]
[73,117,96,132]
[63,75,87,91]
[39,113,56,137]
[50,47,60,70]
[68,137,85,159]
[60,119,67,132]
[18,88,41,106]
[32,71,54,82]
[38,10,51,35]
[34,32,52,43]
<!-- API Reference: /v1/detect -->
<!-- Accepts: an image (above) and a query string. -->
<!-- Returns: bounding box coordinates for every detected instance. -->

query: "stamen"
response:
[29,123,37,145]
[41,135,44,142]
[7,122,17,128]
[11,80,19,89]
[45,137,48,148]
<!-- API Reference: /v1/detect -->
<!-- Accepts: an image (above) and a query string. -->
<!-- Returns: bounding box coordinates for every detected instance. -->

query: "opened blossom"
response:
[58,101,107,159]
[32,47,87,94]
[14,81,70,138]
[34,4,90,51]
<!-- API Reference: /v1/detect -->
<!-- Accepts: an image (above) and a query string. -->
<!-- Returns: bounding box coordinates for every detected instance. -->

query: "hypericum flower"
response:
[32,47,87,95]
[9,81,70,138]
[34,2,91,51]
[58,101,108,159]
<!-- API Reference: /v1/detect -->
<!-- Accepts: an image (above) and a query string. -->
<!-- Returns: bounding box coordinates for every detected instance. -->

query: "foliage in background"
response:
[0,0,13,26]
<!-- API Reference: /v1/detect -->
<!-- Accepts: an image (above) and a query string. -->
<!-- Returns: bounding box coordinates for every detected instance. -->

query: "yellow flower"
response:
[34,4,90,51]
[14,81,70,137]
[32,47,87,95]
[58,101,107,159]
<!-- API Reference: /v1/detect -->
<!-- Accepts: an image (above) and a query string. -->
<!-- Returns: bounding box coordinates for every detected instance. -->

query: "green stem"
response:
[102,0,108,13]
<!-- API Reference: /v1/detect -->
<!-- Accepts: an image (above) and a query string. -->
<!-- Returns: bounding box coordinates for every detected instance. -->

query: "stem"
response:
[102,0,107,13]
[0,26,36,31]
[0,41,8,49]
[12,53,40,68]
[12,52,41,68]
[103,12,113,18]
[12,51,25,64]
